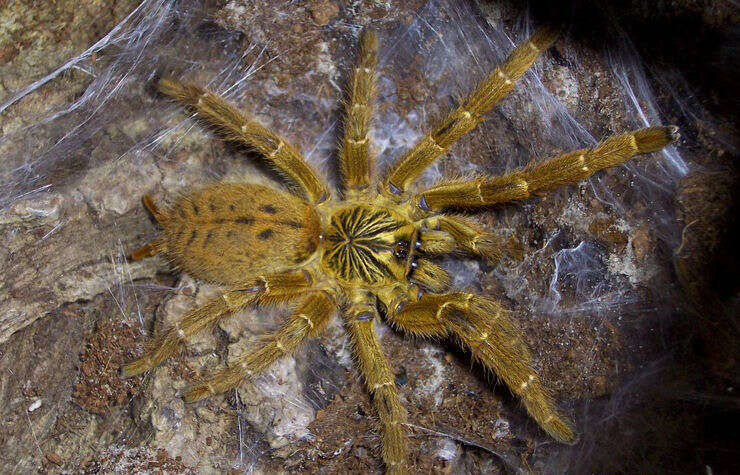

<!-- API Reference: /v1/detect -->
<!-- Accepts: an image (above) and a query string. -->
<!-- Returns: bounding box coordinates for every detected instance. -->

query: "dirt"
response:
[82,446,195,474]
[73,318,145,416]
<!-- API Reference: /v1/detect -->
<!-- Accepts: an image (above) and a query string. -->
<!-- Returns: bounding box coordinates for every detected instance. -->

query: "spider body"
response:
[321,201,417,286]
[155,183,321,284]
[122,26,678,474]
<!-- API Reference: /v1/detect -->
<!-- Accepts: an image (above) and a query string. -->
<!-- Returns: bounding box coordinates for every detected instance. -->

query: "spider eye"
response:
[393,241,409,259]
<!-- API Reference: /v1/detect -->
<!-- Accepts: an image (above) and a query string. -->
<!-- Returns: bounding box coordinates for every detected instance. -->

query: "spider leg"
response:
[341,28,378,196]
[418,215,507,262]
[158,78,329,203]
[408,258,450,293]
[130,240,164,260]
[130,195,168,260]
[121,271,314,378]
[384,290,575,443]
[345,291,409,474]
[383,27,558,196]
[414,228,456,255]
[414,126,679,211]
[142,194,164,223]
[182,290,335,402]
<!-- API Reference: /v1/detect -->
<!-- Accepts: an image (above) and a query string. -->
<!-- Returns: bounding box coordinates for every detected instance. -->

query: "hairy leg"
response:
[130,195,167,260]
[414,228,455,255]
[414,126,679,211]
[121,271,314,378]
[158,78,329,203]
[408,258,450,293]
[130,240,163,260]
[384,290,575,443]
[183,290,335,402]
[345,291,409,474]
[383,28,558,195]
[419,215,507,262]
[341,28,378,196]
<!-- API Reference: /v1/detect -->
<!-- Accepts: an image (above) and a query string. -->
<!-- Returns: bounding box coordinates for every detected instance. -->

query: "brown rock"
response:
[45,452,63,466]
[631,225,652,261]
[589,218,628,250]
[310,1,339,26]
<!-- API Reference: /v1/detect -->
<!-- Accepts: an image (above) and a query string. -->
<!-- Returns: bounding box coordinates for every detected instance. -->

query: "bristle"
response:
[182,384,213,403]
[341,27,379,194]
[547,413,577,444]
[634,125,680,153]
[129,240,160,260]
[120,357,151,379]
[410,259,451,293]
[346,309,409,473]
[530,25,560,52]
[471,235,504,262]
[156,77,329,203]
[416,124,681,209]
[385,27,555,194]
[158,77,185,102]
[180,292,334,403]
[418,230,456,254]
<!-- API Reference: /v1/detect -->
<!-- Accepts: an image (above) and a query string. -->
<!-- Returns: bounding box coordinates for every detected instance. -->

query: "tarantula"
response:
[122,26,678,473]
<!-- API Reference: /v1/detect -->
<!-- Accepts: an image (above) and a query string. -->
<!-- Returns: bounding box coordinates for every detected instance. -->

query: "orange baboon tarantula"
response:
[123,26,678,473]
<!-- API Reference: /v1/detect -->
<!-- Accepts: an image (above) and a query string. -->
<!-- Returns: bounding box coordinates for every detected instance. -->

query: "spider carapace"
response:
[322,202,425,286]
[122,26,678,473]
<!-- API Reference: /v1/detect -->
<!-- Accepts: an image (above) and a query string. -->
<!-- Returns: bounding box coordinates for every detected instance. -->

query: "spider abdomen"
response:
[161,183,320,284]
